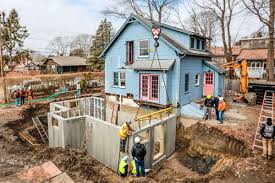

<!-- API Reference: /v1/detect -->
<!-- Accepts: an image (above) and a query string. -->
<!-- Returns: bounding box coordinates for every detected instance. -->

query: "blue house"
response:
[101,14,225,111]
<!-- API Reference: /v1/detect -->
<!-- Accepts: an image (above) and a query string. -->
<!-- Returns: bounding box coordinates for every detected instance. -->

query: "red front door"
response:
[204,72,214,96]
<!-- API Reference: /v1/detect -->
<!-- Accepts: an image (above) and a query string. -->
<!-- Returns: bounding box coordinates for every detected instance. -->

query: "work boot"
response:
[262,154,268,159]
[268,155,274,160]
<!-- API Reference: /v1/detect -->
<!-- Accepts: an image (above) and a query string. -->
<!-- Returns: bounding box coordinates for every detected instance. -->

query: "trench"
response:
[175,121,251,176]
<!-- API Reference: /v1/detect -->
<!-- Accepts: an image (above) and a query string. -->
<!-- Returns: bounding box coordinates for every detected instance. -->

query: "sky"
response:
[0,0,263,55]
[0,0,123,54]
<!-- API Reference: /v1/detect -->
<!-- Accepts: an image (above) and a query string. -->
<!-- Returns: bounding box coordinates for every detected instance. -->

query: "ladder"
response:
[252,91,275,150]
[32,116,48,143]
[111,104,119,125]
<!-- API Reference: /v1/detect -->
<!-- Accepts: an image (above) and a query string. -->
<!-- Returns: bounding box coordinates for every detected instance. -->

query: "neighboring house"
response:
[101,14,225,110]
[211,46,242,65]
[24,61,41,71]
[13,64,25,73]
[44,56,88,74]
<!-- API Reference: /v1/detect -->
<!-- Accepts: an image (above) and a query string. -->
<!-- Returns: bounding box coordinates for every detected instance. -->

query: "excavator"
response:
[221,59,257,105]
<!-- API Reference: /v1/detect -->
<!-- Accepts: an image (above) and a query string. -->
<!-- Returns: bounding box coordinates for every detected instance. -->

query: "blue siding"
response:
[161,27,190,49]
[180,57,203,105]
[104,21,179,105]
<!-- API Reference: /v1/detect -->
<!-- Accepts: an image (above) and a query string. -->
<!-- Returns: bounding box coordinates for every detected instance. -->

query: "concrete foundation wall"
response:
[86,116,121,171]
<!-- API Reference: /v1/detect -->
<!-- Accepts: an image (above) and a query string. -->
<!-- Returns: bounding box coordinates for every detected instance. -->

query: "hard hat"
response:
[123,156,129,162]
[135,137,141,144]
[207,95,211,99]
[28,86,32,90]
[219,97,224,101]
[126,121,131,125]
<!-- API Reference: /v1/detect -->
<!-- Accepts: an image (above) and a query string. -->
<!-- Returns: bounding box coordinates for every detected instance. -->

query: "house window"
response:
[120,72,126,87]
[184,74,189,93]
[113,72,126,87]
[113,72,119,86]
[139,40,149,57]
[195,74,200,86]
[202,41,205,50]
[191,37,195,49]
[140,74,159,101]
[127,41,134,64]
[196,39,201,49]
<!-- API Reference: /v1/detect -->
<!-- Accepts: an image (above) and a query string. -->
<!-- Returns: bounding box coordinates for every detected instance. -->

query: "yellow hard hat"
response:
[207,95,211,99]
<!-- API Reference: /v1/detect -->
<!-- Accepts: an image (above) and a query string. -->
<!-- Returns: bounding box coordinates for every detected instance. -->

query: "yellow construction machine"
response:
[221,59,257,105]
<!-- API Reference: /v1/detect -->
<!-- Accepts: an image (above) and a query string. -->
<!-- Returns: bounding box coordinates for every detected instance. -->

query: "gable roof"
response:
[211,46,242,56]
[203,60,226,74]
[101,14,211,57]
[129,59,175,71]
[237,49,275,60]
[47,56,87,66]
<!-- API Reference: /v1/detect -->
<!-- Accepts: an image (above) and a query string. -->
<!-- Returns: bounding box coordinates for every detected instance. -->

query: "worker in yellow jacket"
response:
[129,160,142,176]
[119,121,134,152]
[119,156,129,177]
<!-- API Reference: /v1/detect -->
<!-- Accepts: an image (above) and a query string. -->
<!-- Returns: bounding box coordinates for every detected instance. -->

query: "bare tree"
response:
[242,0,274,80]
[194,0,241,78]
[47,36,73,56]
[71,34,94,58]
[180,4,219,47]
[102,0,180,23]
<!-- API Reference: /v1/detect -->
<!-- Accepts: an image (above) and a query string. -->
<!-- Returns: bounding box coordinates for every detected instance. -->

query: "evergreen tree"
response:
[89,19,114,70]
[0,9,29,63]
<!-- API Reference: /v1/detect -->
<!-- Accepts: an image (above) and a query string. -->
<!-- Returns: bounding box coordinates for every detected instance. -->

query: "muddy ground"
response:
[0,101,275,183]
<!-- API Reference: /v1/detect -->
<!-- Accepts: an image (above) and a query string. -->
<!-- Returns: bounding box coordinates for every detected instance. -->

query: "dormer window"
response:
[191,37,195,49]
[139,40,149,57]
[196,39,201,49]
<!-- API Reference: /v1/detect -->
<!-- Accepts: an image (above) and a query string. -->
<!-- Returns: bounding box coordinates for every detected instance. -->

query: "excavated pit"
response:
[175,121,252,177]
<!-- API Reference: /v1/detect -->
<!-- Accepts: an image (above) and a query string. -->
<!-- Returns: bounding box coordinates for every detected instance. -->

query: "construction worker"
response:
[129,159,142,176]
[14,89,20,107]
[119,121,134,152]
[20,88,26,105]
[218,97,226,124]
[260,118,275,159]
[27,87,33,106]
[76,82,81,98]
[213,95,221,120]
[204,95,213,120]
[119,156,129,177]
[131,137,146,177]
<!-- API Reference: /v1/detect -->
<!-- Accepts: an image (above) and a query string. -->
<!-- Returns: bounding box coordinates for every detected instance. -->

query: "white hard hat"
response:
[123,156,129,162]
[219,97,224,101]
[28,86,32,90]
[135,137,141,144]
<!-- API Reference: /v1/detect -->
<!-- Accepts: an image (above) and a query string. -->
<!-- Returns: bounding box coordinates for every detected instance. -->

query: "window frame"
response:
[119,72,126,88]
[113,72,126,88]
[202,40,206,50]
[126,41,134,65]
[113,72,119,87]
[184,73,190,93]
[196,39,201,50]
[138,39,150,58]
[190,37,195,49]
[140,74,159,102]
[195,74,200,86]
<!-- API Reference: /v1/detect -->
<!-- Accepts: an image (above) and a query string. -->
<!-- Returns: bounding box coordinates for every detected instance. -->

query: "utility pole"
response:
[0,11,7,103]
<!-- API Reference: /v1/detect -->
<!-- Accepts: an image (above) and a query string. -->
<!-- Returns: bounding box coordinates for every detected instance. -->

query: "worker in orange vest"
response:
[218,97,226,124]
[119,121,134,152]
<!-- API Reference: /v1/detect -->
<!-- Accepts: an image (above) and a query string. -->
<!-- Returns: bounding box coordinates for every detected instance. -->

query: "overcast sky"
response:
[0,0,124,54]
[0,0,263,55]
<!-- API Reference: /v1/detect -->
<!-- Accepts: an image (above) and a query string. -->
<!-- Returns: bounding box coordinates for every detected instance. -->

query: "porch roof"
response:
[129,59,175,71]
[203,60,226,74]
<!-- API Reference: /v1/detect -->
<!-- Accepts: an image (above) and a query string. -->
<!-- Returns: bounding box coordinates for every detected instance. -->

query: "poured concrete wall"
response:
[48,113,85,148]
[85,116,121,171]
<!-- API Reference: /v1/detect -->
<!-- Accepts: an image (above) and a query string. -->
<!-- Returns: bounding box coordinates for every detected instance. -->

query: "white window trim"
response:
[113,72,126,88]
[138,39,150,58]
[195,74,200,86]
